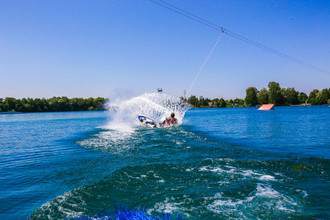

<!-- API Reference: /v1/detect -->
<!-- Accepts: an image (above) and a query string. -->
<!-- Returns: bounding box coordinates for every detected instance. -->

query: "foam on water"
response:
[30,190,86,219]
[29,157,308,219]
[198,164,277,182]
[205,182,299,216]
[77,130,136,153]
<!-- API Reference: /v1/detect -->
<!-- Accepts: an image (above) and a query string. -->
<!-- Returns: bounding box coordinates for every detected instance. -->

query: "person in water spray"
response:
[139,113,177,128]
[161,112,178,127]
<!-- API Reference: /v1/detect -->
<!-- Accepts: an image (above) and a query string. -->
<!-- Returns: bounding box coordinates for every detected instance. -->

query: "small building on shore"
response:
[258,104,274,110]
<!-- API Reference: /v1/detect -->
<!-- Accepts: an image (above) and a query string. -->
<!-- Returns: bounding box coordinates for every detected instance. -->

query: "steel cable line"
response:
[149,0,221,31]
[187,32,223,96]
[149,0,330,74]
[225,30,329,74]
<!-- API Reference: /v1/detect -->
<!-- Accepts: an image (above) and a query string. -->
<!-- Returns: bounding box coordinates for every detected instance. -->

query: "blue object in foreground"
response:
[76,205,182,220]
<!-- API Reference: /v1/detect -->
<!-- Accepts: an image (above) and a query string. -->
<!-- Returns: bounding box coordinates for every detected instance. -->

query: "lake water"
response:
[0,106,329,219]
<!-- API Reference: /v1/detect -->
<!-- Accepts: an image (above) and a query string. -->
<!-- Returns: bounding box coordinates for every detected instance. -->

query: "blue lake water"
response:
[0,106,329,219]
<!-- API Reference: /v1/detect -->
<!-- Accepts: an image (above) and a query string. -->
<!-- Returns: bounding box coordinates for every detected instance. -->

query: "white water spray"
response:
[105,93,190,130]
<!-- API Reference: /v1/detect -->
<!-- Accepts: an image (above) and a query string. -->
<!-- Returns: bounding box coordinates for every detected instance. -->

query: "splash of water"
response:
[106,93,190,130]
[80,93,190,153]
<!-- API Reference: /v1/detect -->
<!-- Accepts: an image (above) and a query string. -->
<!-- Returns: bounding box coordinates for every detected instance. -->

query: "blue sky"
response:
[1,0,329,100]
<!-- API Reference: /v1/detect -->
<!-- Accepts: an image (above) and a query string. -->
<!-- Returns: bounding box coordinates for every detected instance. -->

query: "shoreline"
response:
[189,104,327,109]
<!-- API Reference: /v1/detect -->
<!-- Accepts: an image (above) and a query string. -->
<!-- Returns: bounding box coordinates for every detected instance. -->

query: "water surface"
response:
[0,106,329,219]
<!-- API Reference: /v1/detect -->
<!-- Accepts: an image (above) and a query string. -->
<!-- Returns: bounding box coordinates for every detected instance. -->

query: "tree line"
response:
[0,97,107,113]
[186,82,330,108]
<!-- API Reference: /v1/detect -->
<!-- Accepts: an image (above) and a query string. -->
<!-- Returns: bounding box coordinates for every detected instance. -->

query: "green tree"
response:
[283,87,299,105]
[33,98,44,112]
[0,98,3,112]
[69,98,80,111]
[3,97,18,111]
[268,81,284,105]
[308,89,319,105]
[187,95,198,107]
[234,98,244,107]
[94,97,107,110]
[317,88,330,105]
[219,98,226,107]
[41,98,49,112]
[198,96,208,107]
[298,92,308,104]
[258,88,269,104]
[59,97,70,111]
[88,106,96,111]
[226,99,234,107]
[245,87,258,106]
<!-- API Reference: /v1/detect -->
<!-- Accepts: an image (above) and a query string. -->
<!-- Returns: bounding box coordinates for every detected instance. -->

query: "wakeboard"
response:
[138,115,158,128]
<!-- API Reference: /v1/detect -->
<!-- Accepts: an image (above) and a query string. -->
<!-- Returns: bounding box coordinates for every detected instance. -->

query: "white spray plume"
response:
[105,92,190,130]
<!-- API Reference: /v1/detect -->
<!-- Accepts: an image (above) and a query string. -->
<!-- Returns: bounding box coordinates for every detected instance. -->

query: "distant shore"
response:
[190,103,318,109]
[185,82,329,108]
[0,97,107,113]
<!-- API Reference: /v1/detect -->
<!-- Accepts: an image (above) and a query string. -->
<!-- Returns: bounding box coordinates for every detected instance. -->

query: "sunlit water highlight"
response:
[0,96,329,219]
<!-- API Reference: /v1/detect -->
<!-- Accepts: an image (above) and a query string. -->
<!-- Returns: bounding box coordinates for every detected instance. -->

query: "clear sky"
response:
[1,0,329,100]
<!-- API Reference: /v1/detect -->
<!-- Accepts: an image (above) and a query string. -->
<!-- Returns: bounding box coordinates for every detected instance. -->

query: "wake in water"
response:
[30,104,324,219]
[78,93,190,153]
[105,93,190,130]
